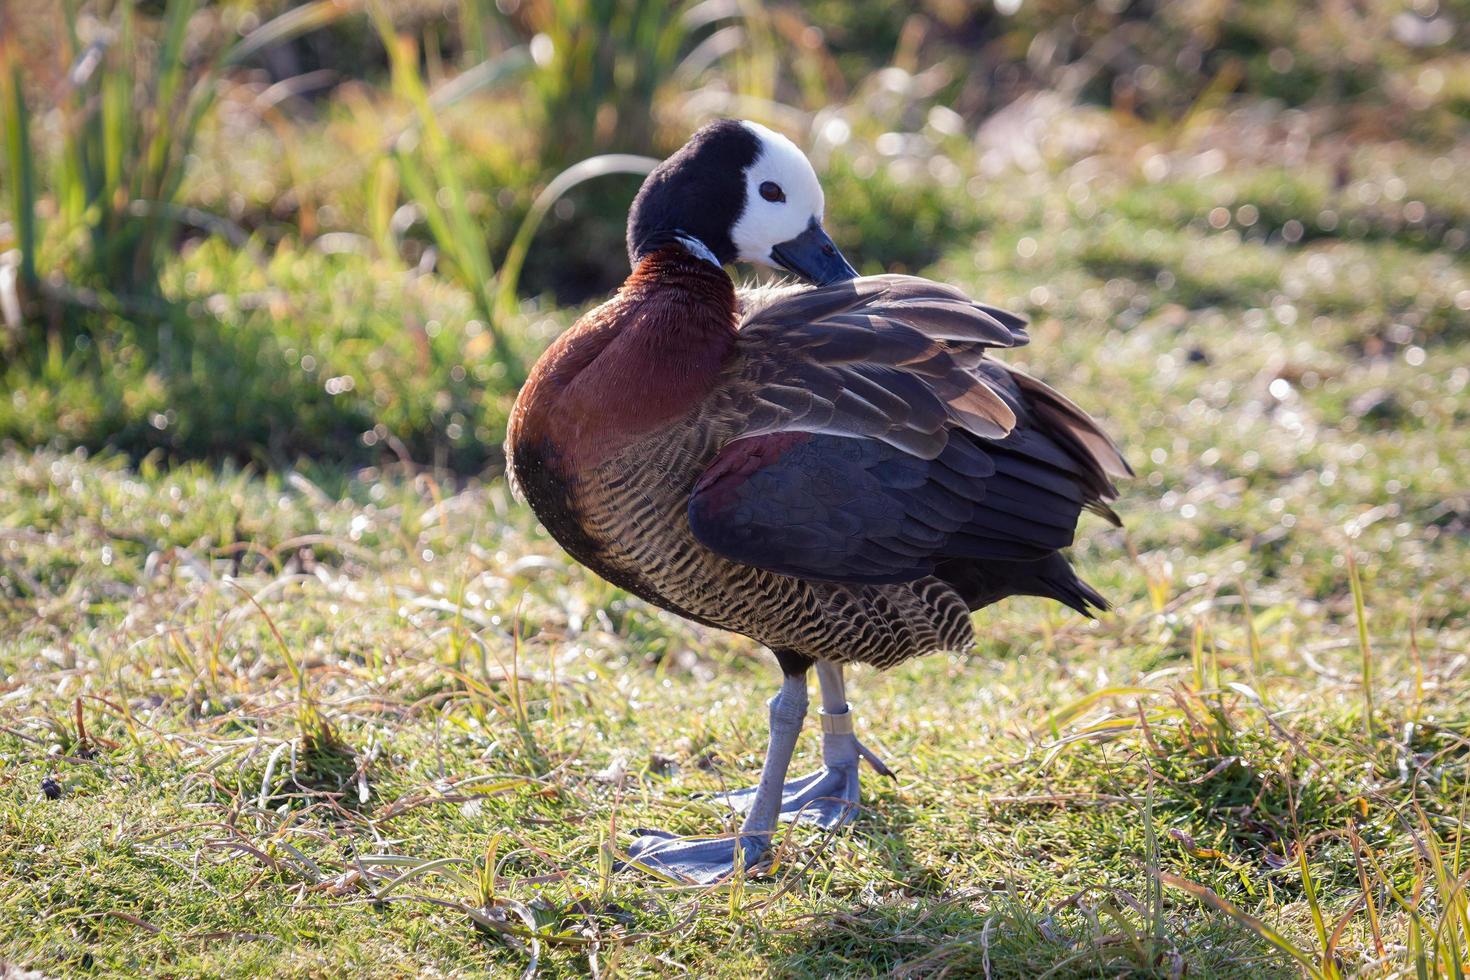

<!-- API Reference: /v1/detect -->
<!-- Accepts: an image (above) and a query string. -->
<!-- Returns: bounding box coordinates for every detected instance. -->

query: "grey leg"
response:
[815,661,893,778]
[714,661,892,829]
[739,671,810,833]
[624,672,807,883]
[815,659,847,712]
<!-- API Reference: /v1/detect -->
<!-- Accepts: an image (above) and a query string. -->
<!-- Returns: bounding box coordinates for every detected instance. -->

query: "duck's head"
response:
[626,119,857,286]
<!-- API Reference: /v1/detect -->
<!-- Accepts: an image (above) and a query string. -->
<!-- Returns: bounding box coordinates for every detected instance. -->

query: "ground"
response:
[3,2,1470,976]
[5,135,1469,970]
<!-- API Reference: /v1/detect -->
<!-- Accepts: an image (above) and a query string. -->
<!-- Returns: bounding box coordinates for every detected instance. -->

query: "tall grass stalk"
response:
[1161,872,1334,979]
[374,10,524,380]
[374,6,662,382]
[1,62,38,292]
[491,152,657,323]
[9,0,352,321]
[521,0,692,167]
[1346,551,1375,738]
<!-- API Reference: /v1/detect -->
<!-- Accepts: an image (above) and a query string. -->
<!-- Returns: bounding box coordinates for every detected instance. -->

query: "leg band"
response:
[819,707,854,735]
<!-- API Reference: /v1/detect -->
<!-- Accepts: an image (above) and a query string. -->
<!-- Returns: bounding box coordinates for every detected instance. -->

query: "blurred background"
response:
[0,0,1466,472]
[3,7,1469,972]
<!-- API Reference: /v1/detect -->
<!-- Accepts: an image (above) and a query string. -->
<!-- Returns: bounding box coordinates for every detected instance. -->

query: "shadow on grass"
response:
[755,795,1296,977]
[1,243,519,472]
[767,893,1297,978]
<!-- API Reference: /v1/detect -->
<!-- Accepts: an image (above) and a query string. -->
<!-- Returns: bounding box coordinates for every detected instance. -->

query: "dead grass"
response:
[1,5,1468,973]
[2,257,1467,973]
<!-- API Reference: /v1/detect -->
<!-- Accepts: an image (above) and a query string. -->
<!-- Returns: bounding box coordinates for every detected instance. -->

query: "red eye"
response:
[759,181,785,203]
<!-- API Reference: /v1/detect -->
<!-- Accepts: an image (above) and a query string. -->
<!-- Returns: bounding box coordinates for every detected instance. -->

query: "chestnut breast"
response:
[509,311,724,472]
[506,252,740,600]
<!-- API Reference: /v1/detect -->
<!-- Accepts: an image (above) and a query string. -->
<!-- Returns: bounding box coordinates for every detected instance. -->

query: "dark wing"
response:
[728,275,1030,458]
[691,280,1129,586]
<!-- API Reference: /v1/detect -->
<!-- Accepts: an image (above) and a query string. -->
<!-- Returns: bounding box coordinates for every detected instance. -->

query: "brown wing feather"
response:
[730,275,1030,457]
[1007,368,1133,484]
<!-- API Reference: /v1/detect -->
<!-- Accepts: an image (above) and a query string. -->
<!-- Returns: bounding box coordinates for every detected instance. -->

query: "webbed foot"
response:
[622,829,769,884]
[712,764,861,828]
[622,671,811,884]
[711,715,892,829]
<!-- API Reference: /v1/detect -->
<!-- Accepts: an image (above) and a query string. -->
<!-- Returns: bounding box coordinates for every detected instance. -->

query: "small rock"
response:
[1348,388,1403,424]
[1392,11,1454,47]
[592,752,629,784]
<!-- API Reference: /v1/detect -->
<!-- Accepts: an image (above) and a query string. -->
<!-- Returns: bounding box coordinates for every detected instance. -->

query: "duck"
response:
[506,119,1131,884]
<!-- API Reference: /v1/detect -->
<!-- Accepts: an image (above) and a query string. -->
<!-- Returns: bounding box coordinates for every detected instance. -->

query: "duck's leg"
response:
[714,661,893,829]
[624,670,808,884]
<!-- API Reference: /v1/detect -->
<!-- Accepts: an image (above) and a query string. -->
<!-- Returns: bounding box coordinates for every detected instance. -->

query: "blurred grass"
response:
[0,0,1464,470]
[1,0,1467,467]
[0,0,1468,976]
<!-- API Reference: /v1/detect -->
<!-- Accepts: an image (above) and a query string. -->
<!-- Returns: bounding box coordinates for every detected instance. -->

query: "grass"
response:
[0,0,354,307]
[2,124,1468,970]
[2,0,1469,975]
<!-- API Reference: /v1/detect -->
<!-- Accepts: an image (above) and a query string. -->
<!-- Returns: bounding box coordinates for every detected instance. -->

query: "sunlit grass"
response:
[1,0,1468,975]
[1,229,1466,971]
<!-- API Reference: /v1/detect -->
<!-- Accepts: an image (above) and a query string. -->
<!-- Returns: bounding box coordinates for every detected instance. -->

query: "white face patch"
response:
[729,121,826,268]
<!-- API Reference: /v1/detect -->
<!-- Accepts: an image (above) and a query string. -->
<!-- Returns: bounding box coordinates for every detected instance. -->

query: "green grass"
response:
[3,0,1470,975]
[3,125,1469,971]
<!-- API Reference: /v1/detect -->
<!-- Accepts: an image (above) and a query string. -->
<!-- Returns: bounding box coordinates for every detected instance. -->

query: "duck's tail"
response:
[937,551,1110,619]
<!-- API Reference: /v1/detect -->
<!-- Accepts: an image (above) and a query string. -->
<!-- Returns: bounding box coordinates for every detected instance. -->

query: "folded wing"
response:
[690,278,1129,586]
[729,275,1030,459]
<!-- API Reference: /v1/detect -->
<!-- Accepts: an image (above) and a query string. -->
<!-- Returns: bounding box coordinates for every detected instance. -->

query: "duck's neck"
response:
[608,246,739,381]
[621,245,737,315]
[518,246,738,471]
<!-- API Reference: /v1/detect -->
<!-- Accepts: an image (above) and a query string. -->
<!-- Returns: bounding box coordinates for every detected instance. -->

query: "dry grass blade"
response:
[1159,873,1329,979]
[2,1,1468,973]
[1347,551,1374,739]
[372,857,474,899]
[1038,686,1159,735]
[226,580,337,754]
